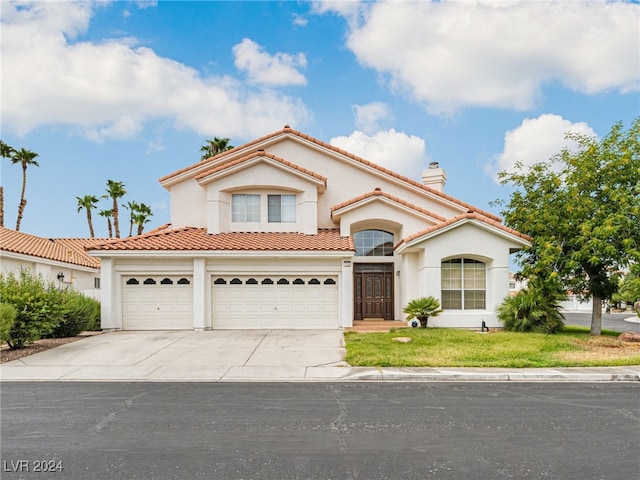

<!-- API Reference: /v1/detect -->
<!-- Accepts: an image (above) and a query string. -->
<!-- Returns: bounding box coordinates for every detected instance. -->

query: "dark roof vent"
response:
[429,161,440,169]
[284,124,290,129]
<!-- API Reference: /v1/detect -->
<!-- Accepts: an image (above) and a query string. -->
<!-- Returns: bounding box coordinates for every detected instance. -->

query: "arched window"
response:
[143,278,156,285]
[126,278,139,285]
[309,278,320,285]
[230,278,242,285]
[293,278,305,285]
[177,278,190,285]
[160,278,173,285]
[354,230,394,256]
[214,278,227,285]
[277,278,289,285]
[246,278,258,285]
[324,278,336,285]
[441,258,486,310]
[262,278,274,285]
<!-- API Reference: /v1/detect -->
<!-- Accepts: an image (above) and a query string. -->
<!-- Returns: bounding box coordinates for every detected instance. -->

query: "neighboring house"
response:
[0,227,103,299]
[88,126,531,331]
[508,272,527,297]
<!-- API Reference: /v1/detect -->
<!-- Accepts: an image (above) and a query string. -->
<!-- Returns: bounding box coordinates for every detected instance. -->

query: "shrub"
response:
[497,284,565,334]
[0,303,17,344]
[48,291,101,338]
[403,296,443,328]
[0,270,66,349]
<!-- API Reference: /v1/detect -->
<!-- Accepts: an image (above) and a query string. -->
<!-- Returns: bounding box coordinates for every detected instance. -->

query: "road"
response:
[562,311,640,333]
[2,382,638,479]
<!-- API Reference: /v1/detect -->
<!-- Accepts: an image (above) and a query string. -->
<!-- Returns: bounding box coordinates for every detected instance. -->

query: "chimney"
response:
[422,162,447,192]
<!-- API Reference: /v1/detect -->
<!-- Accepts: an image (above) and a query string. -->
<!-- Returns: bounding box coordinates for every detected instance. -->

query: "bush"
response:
[48,291,101,338]
[497,284,565,334]
[403,296,443,328]
[0,303,17,344]
[0,270,66,349]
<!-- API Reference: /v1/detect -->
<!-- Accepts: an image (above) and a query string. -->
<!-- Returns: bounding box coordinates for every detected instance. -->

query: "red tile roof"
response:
[195,150,327,185]
[0,227,103,269]
[159,127,501,222]
[395,212,532,249]
[331,188,448,222]
[87,227,354,252]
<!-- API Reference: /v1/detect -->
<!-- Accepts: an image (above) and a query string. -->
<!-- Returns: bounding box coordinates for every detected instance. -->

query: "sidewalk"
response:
[2,364,638,382]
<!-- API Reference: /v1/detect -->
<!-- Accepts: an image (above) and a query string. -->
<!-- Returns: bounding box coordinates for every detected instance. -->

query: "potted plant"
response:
[403,296,442,328]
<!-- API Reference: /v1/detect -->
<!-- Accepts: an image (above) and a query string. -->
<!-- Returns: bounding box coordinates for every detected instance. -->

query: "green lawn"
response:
[344,326,640,368]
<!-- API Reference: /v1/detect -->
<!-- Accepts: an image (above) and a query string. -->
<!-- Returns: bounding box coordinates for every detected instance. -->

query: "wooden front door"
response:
[354,265,394,320]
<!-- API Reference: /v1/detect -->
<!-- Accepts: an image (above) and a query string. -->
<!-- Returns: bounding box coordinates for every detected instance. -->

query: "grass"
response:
[344,326,640,368]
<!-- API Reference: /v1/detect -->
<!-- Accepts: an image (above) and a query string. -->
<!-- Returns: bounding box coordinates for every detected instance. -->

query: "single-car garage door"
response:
[212,275,338,329]
[122,275,193,330]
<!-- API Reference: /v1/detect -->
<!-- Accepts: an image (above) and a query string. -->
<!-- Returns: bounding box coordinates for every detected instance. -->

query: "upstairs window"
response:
[354,230,394,256]
[232,194,260,222]
[268,194,296,222]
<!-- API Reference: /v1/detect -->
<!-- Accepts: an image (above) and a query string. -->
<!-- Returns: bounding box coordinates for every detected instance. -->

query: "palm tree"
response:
[0,140,16,227]
[98,209,113,238]
[76,195,99,238]
[403,296,443,328]
[123,200,141,237]
[132,202,153,235]
[200,137,234,160]
[104,180,126,238]
[11,148,39,231]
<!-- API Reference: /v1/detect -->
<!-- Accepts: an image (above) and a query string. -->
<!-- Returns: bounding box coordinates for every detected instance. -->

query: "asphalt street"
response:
[562,312,640,333]
[2,382,638,480]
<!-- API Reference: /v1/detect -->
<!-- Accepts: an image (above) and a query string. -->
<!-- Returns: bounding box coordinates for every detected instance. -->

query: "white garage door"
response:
[122,275,193,330]
[211,275,338,329]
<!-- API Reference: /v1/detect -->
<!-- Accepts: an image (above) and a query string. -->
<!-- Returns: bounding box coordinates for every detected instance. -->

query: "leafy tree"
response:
[104,180,126,238]
[99,208,114,238]
[76,194,100,238]
[403,296,442,328]
[617,264,640,312]
[10,147,39,231]
[0,270,65,349]
[201,137,234,160]
[497,119,640,335]
[0,140,16,228]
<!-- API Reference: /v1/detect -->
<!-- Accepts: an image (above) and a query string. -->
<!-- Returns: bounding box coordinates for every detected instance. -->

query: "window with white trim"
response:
[232,194,260,222]
[268,194,296,222]
[441,258,486,310]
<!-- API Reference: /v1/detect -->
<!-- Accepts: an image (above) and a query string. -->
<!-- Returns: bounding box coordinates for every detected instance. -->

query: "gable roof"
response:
[0,227,103,269]
[160,126,501,222]
[87,227,354,253]
[195,150,327,190]
[395,212,532,251]
[331,188,448,223]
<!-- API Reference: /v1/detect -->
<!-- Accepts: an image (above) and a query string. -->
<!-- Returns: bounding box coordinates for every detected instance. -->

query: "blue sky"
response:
[2,0,639,239]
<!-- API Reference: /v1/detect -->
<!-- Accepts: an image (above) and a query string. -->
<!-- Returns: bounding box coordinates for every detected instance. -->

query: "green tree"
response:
[132,202,153,235]
[497,119,640,335]
[99,209,113,238]
[617,264,640,310]
[76,194,100,238]
[200,137,234,160]
[104,180,126,238]
[11,147,39,231]
[0,140,16,228]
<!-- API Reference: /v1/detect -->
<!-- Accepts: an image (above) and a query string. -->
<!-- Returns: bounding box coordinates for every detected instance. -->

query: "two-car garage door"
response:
[211,275,338,329]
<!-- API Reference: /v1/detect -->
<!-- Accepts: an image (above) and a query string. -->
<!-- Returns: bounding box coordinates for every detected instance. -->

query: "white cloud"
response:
[1,2,310,140]
[490,114,597,179]
[327,1,639,114]
[330,129,429,179]
[292,13,308,27]
[353,102,392,134]
[232,38,307,86]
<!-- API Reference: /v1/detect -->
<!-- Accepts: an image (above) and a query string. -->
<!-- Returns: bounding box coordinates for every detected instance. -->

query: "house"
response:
[88,126,531,331]
[0,227,102,298]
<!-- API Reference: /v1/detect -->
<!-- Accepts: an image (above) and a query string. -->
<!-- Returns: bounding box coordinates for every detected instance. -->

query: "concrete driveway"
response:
[0,330,348,382]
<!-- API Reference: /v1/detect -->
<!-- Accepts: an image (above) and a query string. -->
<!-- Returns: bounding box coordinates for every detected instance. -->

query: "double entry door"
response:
[354,264,394,320]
